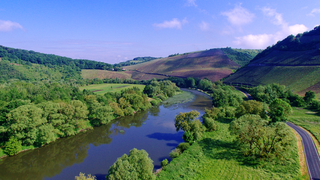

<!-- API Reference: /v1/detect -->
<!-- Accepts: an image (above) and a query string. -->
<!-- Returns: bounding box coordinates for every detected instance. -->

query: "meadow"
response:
[157,120,301,180]
[79,83,145,94]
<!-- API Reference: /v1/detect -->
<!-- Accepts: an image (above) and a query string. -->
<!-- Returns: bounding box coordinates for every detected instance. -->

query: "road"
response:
[234,88,320,179]
[286,122,320,180]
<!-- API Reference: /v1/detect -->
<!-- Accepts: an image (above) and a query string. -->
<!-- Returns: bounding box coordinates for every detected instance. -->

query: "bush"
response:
[161,159,169,167]
[177,142,190,152]
[182,131,194,143]
[150,100,158,106]
[75,172,96,180]
[3,137,22,156]
[169,148,181,158]
[157,95,166,101]
[203,117,217,131]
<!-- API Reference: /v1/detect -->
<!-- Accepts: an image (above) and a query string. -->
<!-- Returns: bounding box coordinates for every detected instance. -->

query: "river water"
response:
[0,89,212,180]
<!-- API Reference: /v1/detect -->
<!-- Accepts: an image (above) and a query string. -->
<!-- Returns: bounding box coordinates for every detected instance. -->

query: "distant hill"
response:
[107,48,261,82]
[113,56,158,67]
[0,45,114,81]
[224,26,320,94]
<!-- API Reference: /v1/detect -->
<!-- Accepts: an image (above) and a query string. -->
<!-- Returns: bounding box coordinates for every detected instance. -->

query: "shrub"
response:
[3,137,22,156]
[161,159,169,167]
[75,172,96,180]
[203,117,217,131]
[157,95,166,101]
[150,100,158,106]
[177,142,190,152]
[169,148,181,158]
[182,131,194,143]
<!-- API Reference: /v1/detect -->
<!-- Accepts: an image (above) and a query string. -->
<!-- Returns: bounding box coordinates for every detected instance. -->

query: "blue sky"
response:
[1,0,320,64]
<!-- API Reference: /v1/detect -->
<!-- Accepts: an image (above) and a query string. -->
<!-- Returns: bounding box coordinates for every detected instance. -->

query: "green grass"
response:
[79,83,145,94]
[288,107,320,144]
[157,120,301,180]
[162,91,195,106]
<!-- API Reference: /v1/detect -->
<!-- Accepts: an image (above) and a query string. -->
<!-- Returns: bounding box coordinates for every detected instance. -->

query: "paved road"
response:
[234,88,320,179]
[287,122,320,180]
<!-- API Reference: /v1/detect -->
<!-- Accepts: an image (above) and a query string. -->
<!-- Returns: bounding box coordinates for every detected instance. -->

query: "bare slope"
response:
[224,26,320,93]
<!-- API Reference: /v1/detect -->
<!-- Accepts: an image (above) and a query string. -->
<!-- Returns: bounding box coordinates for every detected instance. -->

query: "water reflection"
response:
[0,89,212,180]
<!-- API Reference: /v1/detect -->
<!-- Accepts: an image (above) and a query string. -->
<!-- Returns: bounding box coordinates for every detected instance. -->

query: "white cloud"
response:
[199,21,209,31]
[234,34,274,49]
[0,20,23,32]
[221,4,254,26]
[287,24,308,35]
[153,18,188,29]
[308,8,320,16]
[234,8,308,49]
[261,7,285,26]
[185,0,197,7]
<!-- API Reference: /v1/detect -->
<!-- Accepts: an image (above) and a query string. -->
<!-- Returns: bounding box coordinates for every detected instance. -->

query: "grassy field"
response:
[288,107,320,146]
[81,69,132,79]
[79,83,145,94]
[157,120,301,180]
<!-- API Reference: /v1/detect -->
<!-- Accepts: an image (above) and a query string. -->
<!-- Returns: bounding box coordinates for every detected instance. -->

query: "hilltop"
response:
[224,26,320,94]
[0,45,113,81]
[83,48,261,82]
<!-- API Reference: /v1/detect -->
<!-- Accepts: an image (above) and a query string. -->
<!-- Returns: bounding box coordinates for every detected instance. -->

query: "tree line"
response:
[0,80,180,157]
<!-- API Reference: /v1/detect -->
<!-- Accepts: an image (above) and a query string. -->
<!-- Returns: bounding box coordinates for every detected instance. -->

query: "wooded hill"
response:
[0,45,113,81]
[224,26,320,95]
[87,48,261,82]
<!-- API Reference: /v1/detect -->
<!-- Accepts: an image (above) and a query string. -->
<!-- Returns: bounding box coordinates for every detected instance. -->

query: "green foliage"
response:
[143,80,179,98]
[107,148,155,180]
[203,117,217,131]
[157,120,300,179]
[247,84,286,104]
[174,111,200,132]
[150,100,158,106]
[235,100,267,118]
[221,47,262,67]
[161,159,169,168]
[177,142,190,152]
[169,148,181,158]
[230,114,294,158]
[3,136,22,156]
[211,86,243,107]
[75,172,96,180]
[269,98,292,122]
[304,90,315,104]
[197,78,213,91]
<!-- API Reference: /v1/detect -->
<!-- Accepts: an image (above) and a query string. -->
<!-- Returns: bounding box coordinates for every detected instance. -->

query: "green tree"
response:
[107,148,155,180]
[269,98,292,122]
[3,136,22,156]
[89,102,114,126]
[235,100,267,118]
[304,90,315,104]
[174,111,200,132]
[174,111,206,143]
[6,104,46,145]
[161,159,169,167]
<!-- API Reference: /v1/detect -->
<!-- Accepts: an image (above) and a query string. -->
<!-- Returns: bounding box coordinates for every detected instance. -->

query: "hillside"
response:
[0,45,114,81]
[98,48,260,82]
[224,26,320,94]
[113,56,158,67]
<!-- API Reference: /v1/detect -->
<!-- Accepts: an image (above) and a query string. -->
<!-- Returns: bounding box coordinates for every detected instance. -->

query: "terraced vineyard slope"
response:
[224,26,320,94]
[116,48,261,82]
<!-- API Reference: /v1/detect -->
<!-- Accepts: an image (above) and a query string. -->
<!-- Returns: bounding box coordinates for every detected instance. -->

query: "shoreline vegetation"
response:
[0,80,180,159]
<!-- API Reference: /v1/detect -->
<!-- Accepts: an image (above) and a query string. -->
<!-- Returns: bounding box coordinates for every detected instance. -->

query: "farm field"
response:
[79,83,145,94]
[81,69,132,79]
[157,120,301,180]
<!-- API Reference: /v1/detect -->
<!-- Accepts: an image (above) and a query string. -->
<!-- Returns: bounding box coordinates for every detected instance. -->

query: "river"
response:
[0,89,212,180]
